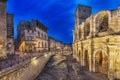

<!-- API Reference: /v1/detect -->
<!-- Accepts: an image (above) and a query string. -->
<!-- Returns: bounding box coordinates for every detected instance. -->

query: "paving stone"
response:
[35,53,109,80]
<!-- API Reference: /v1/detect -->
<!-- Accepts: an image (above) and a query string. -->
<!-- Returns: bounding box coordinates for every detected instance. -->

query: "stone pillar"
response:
[108,46,116,80]
[80,50,82,65]
[81,55,83,66]
[89,54,92,72]
[81,55,84,66]
[108,57,115,80]
[92,57,96,72]
[82,52,85,66]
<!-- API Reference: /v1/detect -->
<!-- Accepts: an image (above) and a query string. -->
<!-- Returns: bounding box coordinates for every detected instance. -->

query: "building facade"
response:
[0,0,7,59]
[63,43,72,51]
[7,13,15,56]
[18,21,36,52]
[48,37,56,51]
[73,5,120,80]
[32,20,48,52]
[18,20,48,53]
[48,36,70,51]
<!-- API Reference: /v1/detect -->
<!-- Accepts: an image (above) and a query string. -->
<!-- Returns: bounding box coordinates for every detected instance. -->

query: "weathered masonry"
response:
[0,54,51,80]
[73,4,120,80]
[0,0,7,59]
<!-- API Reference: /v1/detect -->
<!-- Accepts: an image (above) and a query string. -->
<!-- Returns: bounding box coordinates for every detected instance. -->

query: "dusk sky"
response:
[7,0,120,43]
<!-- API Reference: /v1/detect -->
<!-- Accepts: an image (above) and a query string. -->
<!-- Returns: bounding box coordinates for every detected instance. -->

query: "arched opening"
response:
[28,45,32,52]
[84,23,90,37]
[84,50,89,69]
[99,16,108,32]
[95,50,108,75]
[78,50,81,63]
[95,12,109,33]
[79,29,81,39]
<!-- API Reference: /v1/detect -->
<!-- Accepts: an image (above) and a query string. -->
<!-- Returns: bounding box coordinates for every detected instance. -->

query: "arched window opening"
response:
[84,50,89,69]
[95,12,109,33]
[79,28,81,39]
[99,16,108,32]
[95,50,108,75]
[85,23,90,37]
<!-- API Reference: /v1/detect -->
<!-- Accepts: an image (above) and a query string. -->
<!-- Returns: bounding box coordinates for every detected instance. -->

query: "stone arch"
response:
[28,45,32,52]
[83,49,89,69]
[94,11,111,34]
[84,21,90,37]
[93,50,108,75]
[78,49,82,64]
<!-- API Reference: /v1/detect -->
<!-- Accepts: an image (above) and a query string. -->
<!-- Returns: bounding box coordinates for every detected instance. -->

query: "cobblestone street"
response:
[35,53,109,80]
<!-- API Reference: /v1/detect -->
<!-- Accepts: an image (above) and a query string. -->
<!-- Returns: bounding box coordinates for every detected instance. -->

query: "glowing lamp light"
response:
[44,53,48,57]
[49,52,52,55]
[31,57,38,65]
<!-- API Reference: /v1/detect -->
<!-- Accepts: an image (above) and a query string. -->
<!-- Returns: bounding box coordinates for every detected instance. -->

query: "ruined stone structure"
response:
[73,4,120,80]
[0,0,7,59]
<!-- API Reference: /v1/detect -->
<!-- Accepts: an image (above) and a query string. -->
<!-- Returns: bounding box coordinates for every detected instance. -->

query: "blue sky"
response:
[7,0,120,43]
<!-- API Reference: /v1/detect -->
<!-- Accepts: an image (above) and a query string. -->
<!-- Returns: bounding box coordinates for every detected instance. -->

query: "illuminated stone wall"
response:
[0,1,7,58]
[34,27,48,52]
[73,5,120,80]
[0,54,51,80]
[17,20,49,52]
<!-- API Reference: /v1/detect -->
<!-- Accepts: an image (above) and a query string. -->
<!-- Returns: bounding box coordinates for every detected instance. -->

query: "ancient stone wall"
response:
[0,1,7,58]
[0,54,51,80]
[73,5,120,80]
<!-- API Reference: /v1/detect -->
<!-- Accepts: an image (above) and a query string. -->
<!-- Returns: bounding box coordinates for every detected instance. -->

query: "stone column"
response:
[92,56,96,72]
[82,52,85,66]
[108,46,116,80]
[108,56,115,80]
[89,54,92,72]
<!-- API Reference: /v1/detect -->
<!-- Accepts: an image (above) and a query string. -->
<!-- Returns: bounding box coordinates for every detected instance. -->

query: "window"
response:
[83,9,86,12]
[45,43,46,48]
[27,36,32,40]
[30,36,33,40]
[41,33,43,38]
[27,36,29,40]
[42,42,43,48]
[45,35,46,40]
[38,32,40,36]
[85,23,90,37]
[96,13,109,32]
[39,42,40,47]
[99,16,108,32]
